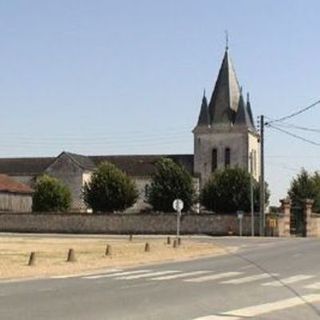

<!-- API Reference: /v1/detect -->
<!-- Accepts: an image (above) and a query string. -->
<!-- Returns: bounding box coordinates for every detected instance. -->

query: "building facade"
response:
[0,47,260,212]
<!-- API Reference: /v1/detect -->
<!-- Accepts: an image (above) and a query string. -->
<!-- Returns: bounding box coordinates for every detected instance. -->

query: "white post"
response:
[250,151,255,236]
[177,209,181,239]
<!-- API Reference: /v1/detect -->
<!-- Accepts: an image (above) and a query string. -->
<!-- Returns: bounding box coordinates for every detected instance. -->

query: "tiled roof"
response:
[0,174,33,194]
[0,157,54,176]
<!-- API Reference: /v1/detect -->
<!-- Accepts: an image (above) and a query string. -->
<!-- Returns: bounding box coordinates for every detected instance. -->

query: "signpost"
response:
[237,210,244,237]
[173,199,184,239]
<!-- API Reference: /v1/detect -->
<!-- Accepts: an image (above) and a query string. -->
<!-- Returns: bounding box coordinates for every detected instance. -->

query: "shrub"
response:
[146,158,194,212]
[83,161,138,213]
[32,175,71,212]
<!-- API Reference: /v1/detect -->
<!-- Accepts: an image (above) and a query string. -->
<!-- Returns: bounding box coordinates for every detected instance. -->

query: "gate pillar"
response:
[278,198,291,237]
[304,199,314,237]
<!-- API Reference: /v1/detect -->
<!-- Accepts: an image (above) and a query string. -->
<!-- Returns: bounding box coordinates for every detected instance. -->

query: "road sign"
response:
[173,199,184,212]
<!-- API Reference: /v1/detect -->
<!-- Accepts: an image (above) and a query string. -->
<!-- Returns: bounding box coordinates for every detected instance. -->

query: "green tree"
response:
[32,175,71,212]
[288,168,320,212]
[146,158,194,212]
[83,162,138,213]
[200,167,269,213]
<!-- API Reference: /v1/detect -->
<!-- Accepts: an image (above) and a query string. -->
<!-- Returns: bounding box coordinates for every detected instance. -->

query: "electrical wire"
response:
[267,124,320,146]
[266,99,320,125]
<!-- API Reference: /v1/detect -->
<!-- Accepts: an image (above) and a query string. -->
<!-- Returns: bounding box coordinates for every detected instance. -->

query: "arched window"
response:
[225,148,231,168]
[212,148,217,172]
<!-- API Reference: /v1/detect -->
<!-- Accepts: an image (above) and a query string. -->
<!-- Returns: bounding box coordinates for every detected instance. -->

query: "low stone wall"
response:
[0,212,260,235]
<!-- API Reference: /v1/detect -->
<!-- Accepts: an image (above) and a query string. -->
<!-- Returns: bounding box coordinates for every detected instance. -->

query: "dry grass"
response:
[0,235,225,280]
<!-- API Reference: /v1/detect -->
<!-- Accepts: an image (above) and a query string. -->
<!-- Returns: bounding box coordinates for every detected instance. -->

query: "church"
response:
[0,46,260,212]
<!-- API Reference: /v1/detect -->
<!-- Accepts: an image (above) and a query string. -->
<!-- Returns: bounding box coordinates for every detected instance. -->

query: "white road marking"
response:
[221,273,278,284]
[151,270,211,280]
[262,275,314,287]
[184,272,242,283]
[117,270,180,280]
[52,269,122,279]
[83,269,151,279]
[192,294,320,320]
[305,282,320,290]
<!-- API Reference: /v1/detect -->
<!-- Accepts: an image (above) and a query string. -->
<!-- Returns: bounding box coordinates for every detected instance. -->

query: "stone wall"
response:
[0,212,259,235]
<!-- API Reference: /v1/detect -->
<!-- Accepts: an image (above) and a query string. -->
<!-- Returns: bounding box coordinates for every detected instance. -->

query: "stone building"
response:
[193,47,260,186]
[0,46,260,212]
[0,174,33,212]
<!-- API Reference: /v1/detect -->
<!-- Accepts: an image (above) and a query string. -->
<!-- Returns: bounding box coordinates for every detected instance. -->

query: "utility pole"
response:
[259,115,265,236]
[249,151,254,237]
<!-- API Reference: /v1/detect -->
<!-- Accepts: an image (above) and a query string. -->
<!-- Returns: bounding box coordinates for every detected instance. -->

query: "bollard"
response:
[105,244,112,256]
[173,239,177,248]
[67,248,76,262]
[177,237,181,246]
[144,242,150,252]
[28,252,36,266]
[129,234,133,242]
[167,236,171,245]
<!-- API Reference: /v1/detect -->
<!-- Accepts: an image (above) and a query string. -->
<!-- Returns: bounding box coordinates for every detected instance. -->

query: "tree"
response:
[83,161,138,213]
[200,167,269,213]
[146,158,195,212]
[288,168,320,212]
[32,175,71,212]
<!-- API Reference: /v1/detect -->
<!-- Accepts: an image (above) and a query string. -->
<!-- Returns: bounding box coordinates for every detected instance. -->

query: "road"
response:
[1,237,320,319]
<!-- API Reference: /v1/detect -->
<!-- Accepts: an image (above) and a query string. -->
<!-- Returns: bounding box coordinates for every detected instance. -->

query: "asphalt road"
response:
[1,237,320,320]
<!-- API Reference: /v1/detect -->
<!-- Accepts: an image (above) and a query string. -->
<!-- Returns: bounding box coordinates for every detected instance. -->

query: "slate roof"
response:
[0,154,194,178]
[234,93,254,129]
[208,49,241,125]
[63,152,96,170]
[196,94,210,127]
[0,174,33,194]
[89,154,194,177]
[0,157,54,176]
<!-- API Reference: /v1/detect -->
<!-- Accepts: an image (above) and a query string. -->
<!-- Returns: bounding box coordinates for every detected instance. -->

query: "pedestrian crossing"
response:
[78,267,320,291]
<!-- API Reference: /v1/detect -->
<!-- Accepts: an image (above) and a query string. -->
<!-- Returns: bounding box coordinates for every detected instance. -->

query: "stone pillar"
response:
[278,199,291,237]
[304,199,314,237]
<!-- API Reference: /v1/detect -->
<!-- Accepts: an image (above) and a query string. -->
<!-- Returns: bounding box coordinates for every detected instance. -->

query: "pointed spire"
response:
[234,92,254,129]
[196,91,209,127]
[246,92,255,128]
[208,48,241,126]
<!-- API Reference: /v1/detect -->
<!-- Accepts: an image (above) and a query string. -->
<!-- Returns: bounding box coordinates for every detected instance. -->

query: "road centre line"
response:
[117,270,180,280]
[184,272,242,283]
[221,273,278,284]
[262,275,315,287]
[151,270,211,280]
[83,269,151,279]
[192,294,320,320]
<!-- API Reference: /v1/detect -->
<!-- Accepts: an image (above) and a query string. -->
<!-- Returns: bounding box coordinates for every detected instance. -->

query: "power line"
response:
[271,122,320,133]
[267,124,320,146]
[266,99,320,125]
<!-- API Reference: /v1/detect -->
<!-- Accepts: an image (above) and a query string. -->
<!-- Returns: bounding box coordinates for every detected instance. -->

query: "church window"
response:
[212,148,218,172]
[225,148,231,168]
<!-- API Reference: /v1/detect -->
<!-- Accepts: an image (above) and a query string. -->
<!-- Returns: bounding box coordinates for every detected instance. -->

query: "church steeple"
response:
[234,91,254,129]
[246,92,255,128]
[196,90,209,127]
[208,48,241,126]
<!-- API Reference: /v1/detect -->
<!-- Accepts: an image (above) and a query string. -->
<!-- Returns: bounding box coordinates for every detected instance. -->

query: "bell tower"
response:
[193,47,260,186]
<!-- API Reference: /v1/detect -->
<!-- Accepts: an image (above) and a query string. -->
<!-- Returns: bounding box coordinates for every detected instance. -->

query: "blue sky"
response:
[0,0,320,205]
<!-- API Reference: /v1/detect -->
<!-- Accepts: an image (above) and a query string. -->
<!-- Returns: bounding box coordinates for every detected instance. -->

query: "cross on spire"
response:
[225,30,229,50]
